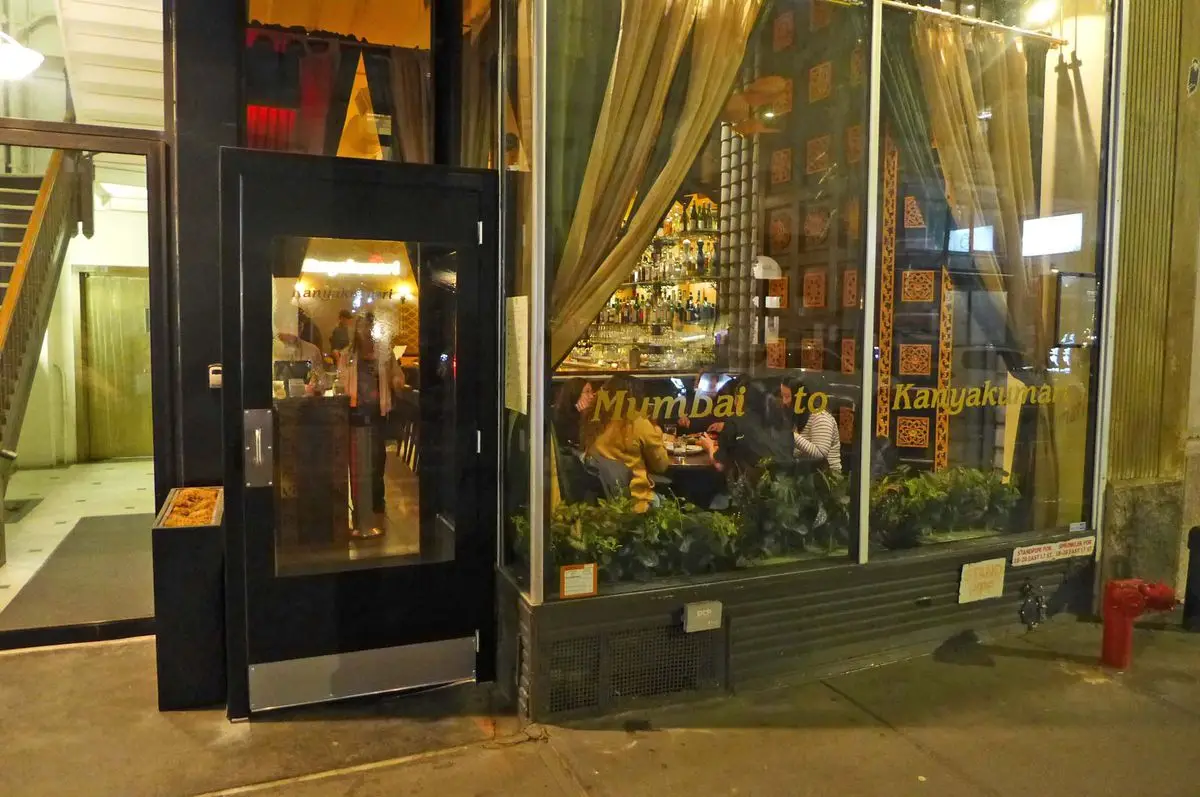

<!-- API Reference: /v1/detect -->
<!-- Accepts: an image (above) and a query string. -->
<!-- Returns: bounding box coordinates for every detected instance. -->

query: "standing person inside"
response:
[340,312,406,536]
[329,309,355,361]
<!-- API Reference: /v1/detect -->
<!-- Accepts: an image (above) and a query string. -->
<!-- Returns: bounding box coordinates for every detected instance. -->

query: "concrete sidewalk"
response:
[2,621,1199,796]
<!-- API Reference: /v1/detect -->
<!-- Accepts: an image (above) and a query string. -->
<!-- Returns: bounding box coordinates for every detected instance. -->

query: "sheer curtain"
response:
[389,48,432,164]
[548,0,763,366]
[462,4,498,168]
[910,16,1057,526]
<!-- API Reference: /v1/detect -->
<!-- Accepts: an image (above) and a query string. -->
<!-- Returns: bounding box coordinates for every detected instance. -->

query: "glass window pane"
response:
[538,0,872,598]
[243,1,432,160]
[271,238,457,576]
[868,2,1111,553]
[0,2,164,128]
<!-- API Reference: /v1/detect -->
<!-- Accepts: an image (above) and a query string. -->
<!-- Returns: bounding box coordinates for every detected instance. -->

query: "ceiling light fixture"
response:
[0,32,43,81]
[301,258,402,277]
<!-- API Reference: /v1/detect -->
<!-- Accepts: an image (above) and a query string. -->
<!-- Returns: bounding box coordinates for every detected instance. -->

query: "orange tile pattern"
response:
[801,338,823,370]
[766,339,788,368]
[771,148,793,185]
[901,270,936,303]
[773,10,795,51]
[876,135,898,438]
[898,343,933,376]
[897,416,930,449]
[841,337,856,374]
[935,266,954,471]
[839,406,855,444]
[803,269,826,308]
[811,0,832,30]
[846,124,864,164]
[809,61,833,103]
[842,268,859,308]
[903,195,927,228]
[806,134,830,174]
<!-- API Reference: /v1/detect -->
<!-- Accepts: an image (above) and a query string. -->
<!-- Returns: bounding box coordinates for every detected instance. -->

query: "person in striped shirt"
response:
[792,387,842,472]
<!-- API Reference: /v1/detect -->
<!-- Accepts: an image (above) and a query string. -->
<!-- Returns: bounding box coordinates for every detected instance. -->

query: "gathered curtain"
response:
[910,16,1057,526]
[462,10,499,168]
[389,48,433,164]
[548,0,763,366]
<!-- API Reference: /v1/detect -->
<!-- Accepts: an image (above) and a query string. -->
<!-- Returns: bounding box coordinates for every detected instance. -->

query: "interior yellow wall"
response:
[248,0,431,48]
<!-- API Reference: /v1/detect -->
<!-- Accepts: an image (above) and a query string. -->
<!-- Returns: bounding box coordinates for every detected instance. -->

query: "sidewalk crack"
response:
[820,679,1005,797]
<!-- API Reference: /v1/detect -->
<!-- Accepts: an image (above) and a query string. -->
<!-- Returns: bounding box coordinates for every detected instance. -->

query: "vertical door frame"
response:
[0,122,174,502]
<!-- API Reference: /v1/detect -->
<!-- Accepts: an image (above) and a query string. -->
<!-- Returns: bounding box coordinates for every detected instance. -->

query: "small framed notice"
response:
[959,558,1006,604]
[560,563,598,599]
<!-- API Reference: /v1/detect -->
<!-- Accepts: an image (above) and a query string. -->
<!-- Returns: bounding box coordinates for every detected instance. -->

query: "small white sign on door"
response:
[959,558,1007,604]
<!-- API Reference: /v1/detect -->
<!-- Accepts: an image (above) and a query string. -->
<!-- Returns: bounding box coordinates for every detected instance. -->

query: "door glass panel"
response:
[270,237,457,576]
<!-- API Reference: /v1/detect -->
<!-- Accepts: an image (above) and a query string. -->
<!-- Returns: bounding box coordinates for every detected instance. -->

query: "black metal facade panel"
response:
[731,559,1086,686]
[518,535,1095,721]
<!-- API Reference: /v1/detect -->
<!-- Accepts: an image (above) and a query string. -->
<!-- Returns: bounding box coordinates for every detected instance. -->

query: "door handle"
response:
[243,409,275,488]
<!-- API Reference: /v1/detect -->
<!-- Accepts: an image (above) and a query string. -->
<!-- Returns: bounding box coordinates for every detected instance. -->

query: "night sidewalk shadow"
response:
[931,629,1097,668]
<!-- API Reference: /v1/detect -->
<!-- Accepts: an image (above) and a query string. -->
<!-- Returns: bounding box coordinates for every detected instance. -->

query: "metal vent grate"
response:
[607,625,720,703]
[548,636,600,713]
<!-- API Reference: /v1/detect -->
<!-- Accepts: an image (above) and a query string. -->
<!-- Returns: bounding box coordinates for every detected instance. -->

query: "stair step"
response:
[0,189,37,207]
[0,175,44,191]
[0,225,25,244]
[0,207,31,225]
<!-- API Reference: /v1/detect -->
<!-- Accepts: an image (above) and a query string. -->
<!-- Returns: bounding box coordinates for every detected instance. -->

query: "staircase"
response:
[0,175,45,307]
[0,152,82,564]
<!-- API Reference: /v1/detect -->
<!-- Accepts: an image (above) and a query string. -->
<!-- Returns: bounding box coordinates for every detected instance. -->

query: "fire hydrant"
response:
[1101,579,1177,670]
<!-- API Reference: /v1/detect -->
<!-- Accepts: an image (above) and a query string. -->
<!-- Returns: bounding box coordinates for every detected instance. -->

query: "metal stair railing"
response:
[0,151,79,454]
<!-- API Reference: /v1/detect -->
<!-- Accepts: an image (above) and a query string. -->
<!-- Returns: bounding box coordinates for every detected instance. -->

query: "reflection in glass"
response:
[270,238,456,576]
[529,0,871,598]
[869,2,1109,553]
[242,1,432,160]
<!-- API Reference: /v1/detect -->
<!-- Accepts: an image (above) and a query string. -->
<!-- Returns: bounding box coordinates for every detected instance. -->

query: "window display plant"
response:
[870,467,1020,549]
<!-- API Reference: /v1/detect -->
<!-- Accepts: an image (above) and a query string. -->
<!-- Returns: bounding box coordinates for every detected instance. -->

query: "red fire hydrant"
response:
[1101,579,1177,669]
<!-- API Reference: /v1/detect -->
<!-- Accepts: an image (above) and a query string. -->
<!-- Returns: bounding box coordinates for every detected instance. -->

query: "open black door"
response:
[220,149,498,717]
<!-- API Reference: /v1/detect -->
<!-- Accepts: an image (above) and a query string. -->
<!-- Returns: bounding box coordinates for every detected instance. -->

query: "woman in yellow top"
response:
[582,375,671,513]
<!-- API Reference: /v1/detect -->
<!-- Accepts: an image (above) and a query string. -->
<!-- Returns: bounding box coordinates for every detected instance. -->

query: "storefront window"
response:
[536,0,872,598]
[503,0,1115,601]
[242,1,432,160]
[867,2,1109,552]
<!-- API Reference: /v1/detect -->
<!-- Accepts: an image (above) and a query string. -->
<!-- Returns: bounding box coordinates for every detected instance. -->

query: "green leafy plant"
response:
[869,467,1020,549]
[510,464,1022,590]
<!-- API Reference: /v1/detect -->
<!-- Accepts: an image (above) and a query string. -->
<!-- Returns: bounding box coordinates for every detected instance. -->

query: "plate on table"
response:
[668,442,703,456]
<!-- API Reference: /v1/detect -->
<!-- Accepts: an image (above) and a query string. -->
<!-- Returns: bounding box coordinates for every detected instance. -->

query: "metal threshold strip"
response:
[880,0,1069,47]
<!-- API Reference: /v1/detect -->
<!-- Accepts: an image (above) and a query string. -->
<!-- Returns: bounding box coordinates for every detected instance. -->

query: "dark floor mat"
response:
[0,514,155,631]
[3,498,41,524]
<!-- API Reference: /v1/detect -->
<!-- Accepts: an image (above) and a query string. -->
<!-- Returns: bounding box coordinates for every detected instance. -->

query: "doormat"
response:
[0,513,154,632]
[3,498,41,524]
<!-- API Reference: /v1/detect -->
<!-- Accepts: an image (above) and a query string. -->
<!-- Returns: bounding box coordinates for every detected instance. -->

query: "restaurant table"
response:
[661,447,726,509]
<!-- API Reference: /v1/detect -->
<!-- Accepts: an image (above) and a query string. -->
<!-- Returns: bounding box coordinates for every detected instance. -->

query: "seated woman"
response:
[792,380,842,473]
[698,377,793,478]
[551,377,595,450]
[582,374,671,513]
